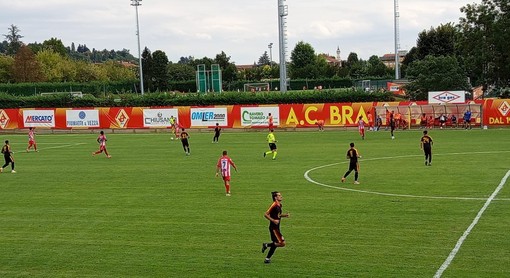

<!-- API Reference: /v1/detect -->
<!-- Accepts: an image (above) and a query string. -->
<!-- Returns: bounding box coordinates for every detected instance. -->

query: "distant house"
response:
[236,64,257,72]
[119,61,137,68]
[380,50,407,68]
[318,46,343,67]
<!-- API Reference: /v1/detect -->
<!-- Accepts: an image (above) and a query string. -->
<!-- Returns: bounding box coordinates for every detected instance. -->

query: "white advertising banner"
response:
[190,107,228,127]
[66,110,100,128]
[428,91,466,104]
[240,107,280,127]
[23,110,56,128]
[143,109,178,127]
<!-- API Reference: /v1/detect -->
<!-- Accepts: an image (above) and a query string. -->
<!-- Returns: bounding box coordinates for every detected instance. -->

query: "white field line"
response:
[304,151,510,201]
[18,143,86,152]
[434,170,510,278]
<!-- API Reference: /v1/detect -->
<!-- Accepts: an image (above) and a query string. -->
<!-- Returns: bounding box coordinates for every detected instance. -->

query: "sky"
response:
[2,0,475,65]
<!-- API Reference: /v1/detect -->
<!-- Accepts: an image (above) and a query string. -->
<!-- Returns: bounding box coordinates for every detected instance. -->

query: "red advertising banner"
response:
[1,100,509,130]
[0,109,20,129]
[482,99,510,125]
[277,103,375,127]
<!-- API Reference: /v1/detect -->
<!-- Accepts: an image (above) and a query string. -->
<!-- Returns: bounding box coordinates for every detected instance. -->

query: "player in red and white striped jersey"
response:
[26,127,38,152]
[92,131,111,158]
[216,150,237,196]
[358,116,366,140]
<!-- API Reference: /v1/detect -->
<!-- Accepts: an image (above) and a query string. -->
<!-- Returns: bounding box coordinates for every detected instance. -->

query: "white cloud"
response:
[1,0,474,64]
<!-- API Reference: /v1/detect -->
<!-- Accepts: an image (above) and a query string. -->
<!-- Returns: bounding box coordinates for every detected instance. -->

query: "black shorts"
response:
[181,139,189,147]
[4,155,12,164]
[348,161,358,171]
[269,226,284,243]
[269,143,277,151]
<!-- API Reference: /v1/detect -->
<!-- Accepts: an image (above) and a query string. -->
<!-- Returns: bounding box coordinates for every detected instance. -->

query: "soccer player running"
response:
[341,142,361,184]
[92,131,111,158]
[170,115,176,140]
[389,111,396,139]
[215,150,237,196]
[262,191,290,264]
[357,116,366,140]
[180,128,190,155]
[367,112,374,131]
[26,127,38,152]
[212,123,221,143]
[1,140,15,173]
[420,130,433,166]
[263,129,278,160]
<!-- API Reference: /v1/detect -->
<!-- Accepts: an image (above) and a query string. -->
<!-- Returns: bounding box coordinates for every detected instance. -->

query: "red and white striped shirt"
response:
[217,155,236,178]
[358,119,365,131]
[28,130,35,142]
[98,134,107,147]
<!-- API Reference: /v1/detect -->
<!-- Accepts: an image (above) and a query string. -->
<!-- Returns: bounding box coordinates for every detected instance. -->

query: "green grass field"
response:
[0,128,509,277]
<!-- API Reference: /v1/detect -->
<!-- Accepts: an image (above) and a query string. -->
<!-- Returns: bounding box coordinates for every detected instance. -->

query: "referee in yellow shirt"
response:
[264,129,278,160]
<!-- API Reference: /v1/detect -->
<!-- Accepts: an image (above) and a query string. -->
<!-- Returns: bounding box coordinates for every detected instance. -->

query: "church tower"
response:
[336,46,342,67]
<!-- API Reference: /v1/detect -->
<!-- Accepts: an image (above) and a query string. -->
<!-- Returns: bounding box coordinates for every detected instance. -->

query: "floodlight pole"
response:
[131,0,144,95]
[394,0,400,80]
[268,43,273,66]
[277,0,288,93]
[268,42,273,90]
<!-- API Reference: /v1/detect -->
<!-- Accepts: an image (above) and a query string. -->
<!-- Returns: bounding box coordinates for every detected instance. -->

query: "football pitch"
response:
[0,128,509,277]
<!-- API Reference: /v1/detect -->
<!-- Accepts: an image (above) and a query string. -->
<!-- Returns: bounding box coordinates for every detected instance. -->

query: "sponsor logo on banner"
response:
[23,110,55,127]
[66,110,100,127]
[0,110,9,129]
[115,109,130,128]
[498,101,510,116]
[143,109,178,127]
[429,91,466,104]
[240,107,279,126]
[190,108,228,127]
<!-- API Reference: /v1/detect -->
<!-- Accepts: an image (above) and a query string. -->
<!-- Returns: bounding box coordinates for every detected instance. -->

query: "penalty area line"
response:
[433,169,510,278]
[22,143,86,152]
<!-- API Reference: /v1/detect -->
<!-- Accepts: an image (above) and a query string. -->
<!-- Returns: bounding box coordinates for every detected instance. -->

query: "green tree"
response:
[457,0,510,88]
[401,47,419,78]
[214,51,237,82]
[345,52,359,68]
[42,38,68,57]
[141,47,154,92]
[36,48,81,82]
[3,24,23,55]
[178,56,194,64]
[416,23,458,60]
[152,50,169,91]
[345,52,366,78]
[167,63,195,81]
[12,45,44,82]
[258,51,270,66]
[289,41,317,79]
[190,57,213,69]
[36,49,68,82]
[0,40,8,54]
[0,55,14,82]
[102,60,136,82]
[366,55,391,77]
[405,55,470,100]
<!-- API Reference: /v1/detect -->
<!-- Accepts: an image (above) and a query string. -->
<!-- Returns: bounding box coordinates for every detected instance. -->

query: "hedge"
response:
[0,78,363,96]
[0,89,395,109]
